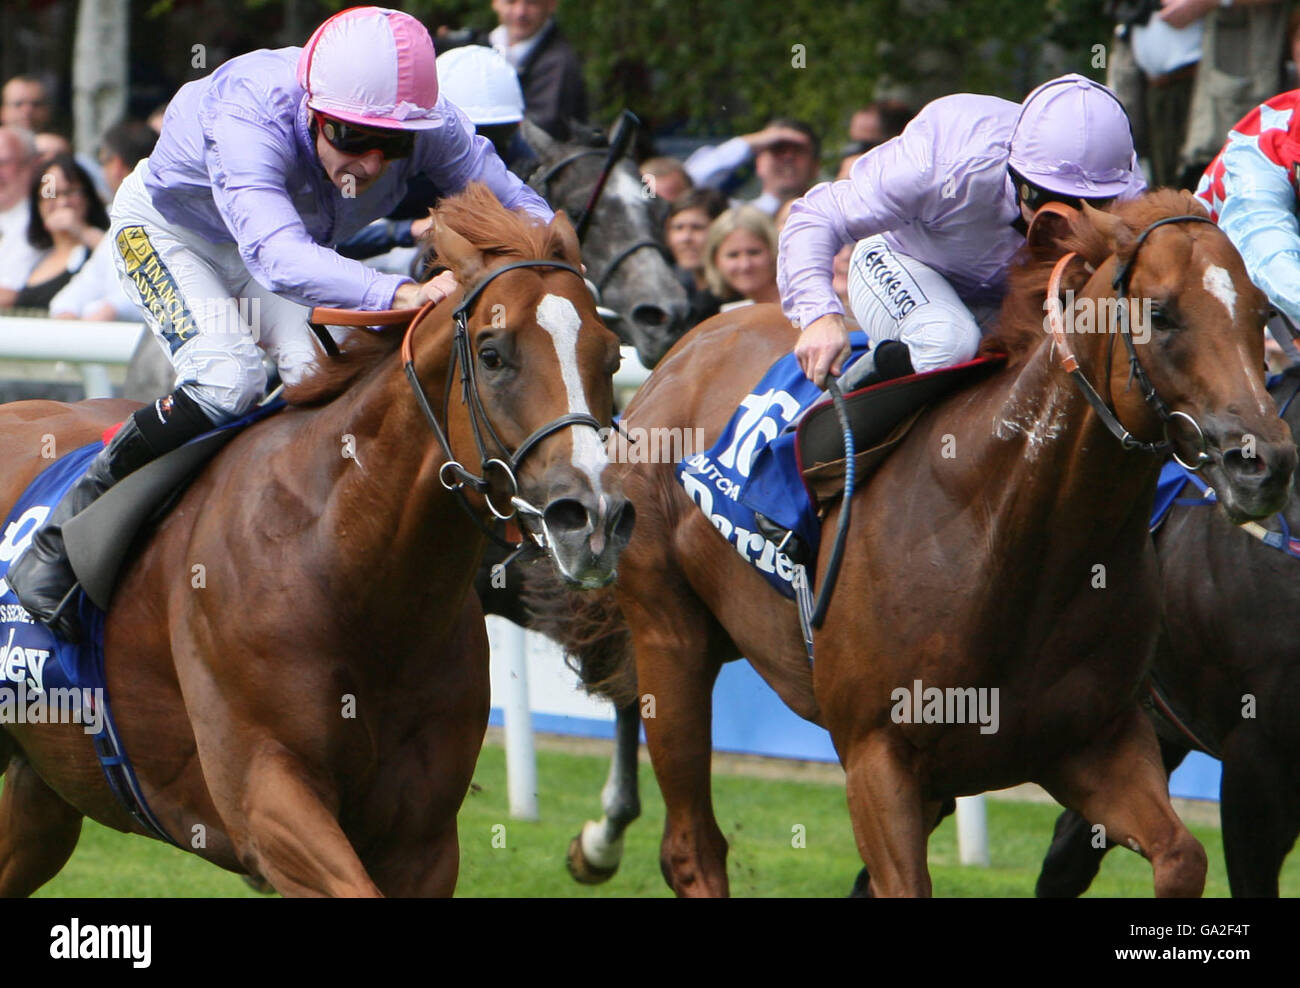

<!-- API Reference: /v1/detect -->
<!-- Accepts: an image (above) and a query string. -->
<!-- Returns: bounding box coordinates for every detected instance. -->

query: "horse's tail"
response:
[520,561,636,706]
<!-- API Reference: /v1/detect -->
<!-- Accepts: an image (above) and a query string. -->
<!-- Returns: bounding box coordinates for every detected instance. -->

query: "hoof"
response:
[567,833,619,885]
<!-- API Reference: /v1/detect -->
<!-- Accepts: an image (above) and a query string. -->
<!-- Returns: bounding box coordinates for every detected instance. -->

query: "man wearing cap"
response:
[337,45,537,265]
[7,6,554,641]
[782,74,1146,388]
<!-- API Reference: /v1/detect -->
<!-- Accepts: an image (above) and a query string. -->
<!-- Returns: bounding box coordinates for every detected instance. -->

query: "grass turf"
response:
[12,741,1298,897]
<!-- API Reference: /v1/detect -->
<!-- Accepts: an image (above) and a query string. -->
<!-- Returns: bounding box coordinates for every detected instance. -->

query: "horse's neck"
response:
[295,323,483,619]
[979,329,1163,543]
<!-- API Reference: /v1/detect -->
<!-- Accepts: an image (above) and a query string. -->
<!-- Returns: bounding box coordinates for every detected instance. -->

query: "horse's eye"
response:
[1149,305,1177,332]
[479,346,502,369]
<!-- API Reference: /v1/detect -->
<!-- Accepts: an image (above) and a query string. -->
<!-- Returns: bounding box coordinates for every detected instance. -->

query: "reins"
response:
[1039,205,1216,471]
[400,258,604,556]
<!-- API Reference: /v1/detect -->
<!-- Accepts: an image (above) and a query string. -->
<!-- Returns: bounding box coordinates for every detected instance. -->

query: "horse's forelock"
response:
[431,182,554,262]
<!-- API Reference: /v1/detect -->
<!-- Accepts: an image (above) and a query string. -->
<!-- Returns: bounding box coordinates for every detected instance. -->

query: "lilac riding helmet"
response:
[1008,73,1136,201]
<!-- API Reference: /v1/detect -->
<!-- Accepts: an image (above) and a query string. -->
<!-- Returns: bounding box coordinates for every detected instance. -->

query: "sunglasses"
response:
[314,112,414,160]
[1009,166,1114,213]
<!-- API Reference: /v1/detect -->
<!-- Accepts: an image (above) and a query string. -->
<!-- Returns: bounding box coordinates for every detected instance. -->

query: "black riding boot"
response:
[8,387,215,642]
[854,339,915,389]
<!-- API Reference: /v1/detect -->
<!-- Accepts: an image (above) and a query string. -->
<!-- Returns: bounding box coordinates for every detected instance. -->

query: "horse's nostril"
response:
[612,500,636,542]
[543,498,590,535]
[1223,447,1267,477]
[630,304,669,327]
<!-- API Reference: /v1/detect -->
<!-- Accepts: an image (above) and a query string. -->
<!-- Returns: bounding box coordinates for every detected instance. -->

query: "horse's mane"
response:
[980,189,1206,366]
[286,183,557,406]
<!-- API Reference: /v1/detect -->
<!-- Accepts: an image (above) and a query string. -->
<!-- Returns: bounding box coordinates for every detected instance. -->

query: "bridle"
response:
[531,149,674,298]
[401,258,604,551]
[1042,208,1216,472]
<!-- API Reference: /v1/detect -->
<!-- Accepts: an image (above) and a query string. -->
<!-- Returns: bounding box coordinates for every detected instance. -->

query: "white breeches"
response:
[109,162,335,422]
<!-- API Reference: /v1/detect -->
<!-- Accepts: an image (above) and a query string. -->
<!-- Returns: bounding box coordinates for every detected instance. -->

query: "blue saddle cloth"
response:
[676,332,871,599]
[0,401,284,843]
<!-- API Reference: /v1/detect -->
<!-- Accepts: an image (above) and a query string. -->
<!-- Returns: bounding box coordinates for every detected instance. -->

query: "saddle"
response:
[67,304,422,610]
[796,355,1007,505]
[64,401,285,610]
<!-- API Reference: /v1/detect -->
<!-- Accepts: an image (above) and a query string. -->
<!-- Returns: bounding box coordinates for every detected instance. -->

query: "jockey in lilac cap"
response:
[781,73,1145,388]
[9,6,554,641]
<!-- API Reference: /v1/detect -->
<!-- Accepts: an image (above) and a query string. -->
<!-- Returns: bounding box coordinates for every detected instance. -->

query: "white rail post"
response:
[956,794,989,866]
[80,363,114,399]
[502,621,539,821]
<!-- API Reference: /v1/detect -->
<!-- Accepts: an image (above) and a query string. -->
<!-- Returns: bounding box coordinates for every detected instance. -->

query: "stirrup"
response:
[39,581,84,643]
[753,512,810,565]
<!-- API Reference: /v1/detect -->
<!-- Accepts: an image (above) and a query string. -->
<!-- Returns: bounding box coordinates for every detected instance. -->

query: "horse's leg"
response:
[843,732,931,897]
[0,755,84,897]
[370,822,460,898]
[848,797,953,897]
[235,745,382,898]
[1040,708,1206,898]
[1037,737,1191,897]
[568,699,642,884]
[626,596,728,897]
[1219,727,1300,897]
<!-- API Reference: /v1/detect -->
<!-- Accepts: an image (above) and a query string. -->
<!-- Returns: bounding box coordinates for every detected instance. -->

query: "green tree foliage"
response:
[550,0,1111,138]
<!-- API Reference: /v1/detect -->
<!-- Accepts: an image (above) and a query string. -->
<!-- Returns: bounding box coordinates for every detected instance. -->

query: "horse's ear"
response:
[1082,201,1135,257]
[520,118,555,155]
[430,212,484,284]
[546,209,582,267]
[1025,202,1078,254]
[1179,189,1210,218]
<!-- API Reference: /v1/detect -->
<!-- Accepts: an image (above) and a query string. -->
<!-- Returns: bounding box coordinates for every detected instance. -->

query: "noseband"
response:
[401,259,604,546]
[1043,211,1217,471]
[531,149,674,299]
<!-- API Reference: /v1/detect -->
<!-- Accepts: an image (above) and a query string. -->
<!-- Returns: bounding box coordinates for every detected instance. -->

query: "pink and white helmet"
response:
[297,6,441,130]
[1009,74,1136,199]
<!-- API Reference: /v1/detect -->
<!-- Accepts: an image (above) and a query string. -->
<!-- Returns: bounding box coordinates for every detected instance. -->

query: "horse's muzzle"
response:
[1203,417,1297,523]
[542,493,636,589]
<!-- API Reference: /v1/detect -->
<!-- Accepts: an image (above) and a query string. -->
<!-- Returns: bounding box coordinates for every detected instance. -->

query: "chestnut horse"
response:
[1037,366,1300,897]
[0,184,631,897]
[543,189,1296,896]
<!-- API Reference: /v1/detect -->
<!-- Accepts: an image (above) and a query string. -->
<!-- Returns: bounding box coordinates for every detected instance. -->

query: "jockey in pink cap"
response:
[9,6,554,641]
[780,73,1144,388]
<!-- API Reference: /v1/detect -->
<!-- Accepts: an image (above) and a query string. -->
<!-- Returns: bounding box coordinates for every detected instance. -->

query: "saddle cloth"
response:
[675,334,871,599]
[0,399,285,843]
[676,339,1003,600]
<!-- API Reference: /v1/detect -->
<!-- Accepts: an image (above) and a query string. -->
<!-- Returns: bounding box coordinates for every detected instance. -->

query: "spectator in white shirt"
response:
[683,118,821,217]
[0,125,39,306]
[1130,3,1203,186]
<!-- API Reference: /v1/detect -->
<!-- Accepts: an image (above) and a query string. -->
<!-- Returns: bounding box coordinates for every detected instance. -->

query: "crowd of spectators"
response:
[647,100,915,327]
[13,0,1299,350]
[0,0,917,345]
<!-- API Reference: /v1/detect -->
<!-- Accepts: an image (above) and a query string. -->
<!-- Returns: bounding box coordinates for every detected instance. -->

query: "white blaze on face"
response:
[535,293,607,495]
[1202,264,1236,322]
